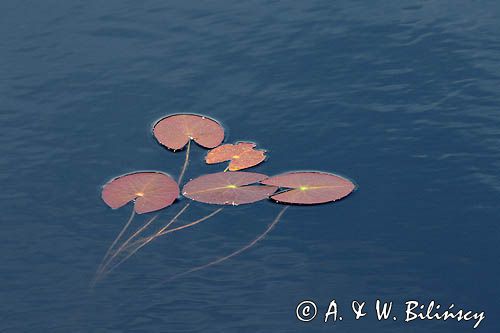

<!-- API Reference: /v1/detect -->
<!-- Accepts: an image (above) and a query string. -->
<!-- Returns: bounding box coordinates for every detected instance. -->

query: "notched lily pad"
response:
[182,172,277,205]
[261,172,355,205]
[102,172,179,214]
[153,114,224,150]
[205,142,266,171]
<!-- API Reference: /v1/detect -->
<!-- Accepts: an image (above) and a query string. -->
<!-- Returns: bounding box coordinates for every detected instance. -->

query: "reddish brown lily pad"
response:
[102,172,179,214]
[153,114,224,150]
[182,172,277,205]
[260,172,355,205]
[205,142,266,171]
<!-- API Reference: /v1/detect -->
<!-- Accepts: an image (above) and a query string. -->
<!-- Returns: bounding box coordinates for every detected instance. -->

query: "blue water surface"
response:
[1,1,500,332]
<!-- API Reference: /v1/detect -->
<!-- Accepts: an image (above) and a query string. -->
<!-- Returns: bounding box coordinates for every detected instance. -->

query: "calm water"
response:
[2,1,500,332]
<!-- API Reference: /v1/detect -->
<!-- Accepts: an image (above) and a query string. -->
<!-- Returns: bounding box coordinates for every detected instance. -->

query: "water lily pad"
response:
[205,142,266,171]
[102,172,179,214]
[182,172,277,205]
[153,114,224,150]
[261,172,355,205]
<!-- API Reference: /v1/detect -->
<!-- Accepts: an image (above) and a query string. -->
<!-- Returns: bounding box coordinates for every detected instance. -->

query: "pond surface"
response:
[1,1,500,332]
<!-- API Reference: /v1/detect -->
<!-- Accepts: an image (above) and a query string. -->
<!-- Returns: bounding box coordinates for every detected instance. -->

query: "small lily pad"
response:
[205,142,266,171]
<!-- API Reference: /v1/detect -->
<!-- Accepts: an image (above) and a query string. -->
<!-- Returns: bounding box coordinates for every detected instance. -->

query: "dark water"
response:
[2,1,500,332]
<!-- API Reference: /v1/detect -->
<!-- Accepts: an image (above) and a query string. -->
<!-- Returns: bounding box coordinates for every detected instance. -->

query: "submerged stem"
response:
[97,203,190,279]
[155,203,191,236]
[177,140,191,185]
[98,213,160,275]
[98,204,222,280]
[167,206,289,281]
[156,207,223,237]
[95,209,135,275]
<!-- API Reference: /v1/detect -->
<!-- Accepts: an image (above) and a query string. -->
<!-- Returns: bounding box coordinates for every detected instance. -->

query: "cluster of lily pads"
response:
[95,114,355,284]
